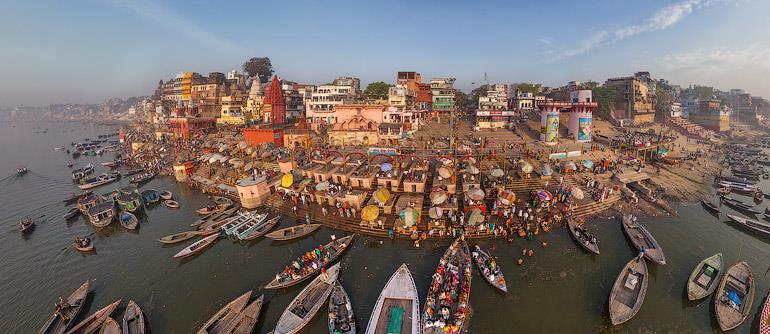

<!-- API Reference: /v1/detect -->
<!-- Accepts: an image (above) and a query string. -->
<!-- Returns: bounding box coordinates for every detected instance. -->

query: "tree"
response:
[469,84,489,108]
[242,57,274,83]
[364,82,391,100]
[454,91,469,111]
[591,87,617,118]
[516,83,540,95]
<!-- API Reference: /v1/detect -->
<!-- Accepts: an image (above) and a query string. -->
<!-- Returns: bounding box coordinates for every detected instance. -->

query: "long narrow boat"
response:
[714,261,755,331]
[726,214,770,237]
[686,253,724,300]
[195,206,240,230]
[220,295,264,334]
[274,263,340,334]
[99,317,120,334]
[422,237,472,334]
[63,191,93,205]
[119,211,139,230]
[197,290,252,334]
[722,197,762,215]
[567,219,600,255]
[364,264,420,334]
[129,172,155,185]
[266,223,322,241]
[78,176,118,190]
[237,216,281,241]
[328,282,356,334]
[609,254,648,326]
[759,291,770,333]
[65,299,122,334]
[158,231,203,244]
[265,235,354,289]
[222,212,265,236]
[122,300,146,334]
[471,245,507,293]
[700,198,721,214]
[64,207,81,220]
[173,234,219,259]
[38,281,90,334]
[621,214,666,265]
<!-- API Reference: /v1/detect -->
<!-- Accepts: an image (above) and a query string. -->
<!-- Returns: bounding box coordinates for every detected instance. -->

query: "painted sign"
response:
[578,117,592,141]
[549,152,567,160]
[545,113,559,143]
[567,150,582,157]
[477,110,516,116]
[368,147,400,156]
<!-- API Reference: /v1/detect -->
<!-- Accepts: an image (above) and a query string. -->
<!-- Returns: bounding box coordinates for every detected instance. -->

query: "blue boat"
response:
[141,189,160,205]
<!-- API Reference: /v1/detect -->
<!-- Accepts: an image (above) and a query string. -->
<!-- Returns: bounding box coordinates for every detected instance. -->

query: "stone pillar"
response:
[540,106,560,146]
[568,105,593,142]
[236,177,269,209]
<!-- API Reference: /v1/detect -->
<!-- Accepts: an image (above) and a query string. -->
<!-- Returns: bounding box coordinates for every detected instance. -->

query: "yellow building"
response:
[328,115,379,146]
[181,72,194,101]
[217,96,250,125]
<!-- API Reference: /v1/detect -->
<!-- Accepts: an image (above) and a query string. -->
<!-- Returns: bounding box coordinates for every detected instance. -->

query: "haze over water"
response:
[1,120,769,333]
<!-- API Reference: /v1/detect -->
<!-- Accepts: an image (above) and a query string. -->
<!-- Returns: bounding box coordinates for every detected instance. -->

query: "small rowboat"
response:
[19,217,35,233]
[364,263,419,334]
[715,261,755,331]
[567,219,600,255]
[722,197,762,215]
[119,211,139,230]
[471,245,507,293]
[65,299,122,334]
[700,198,721,214]
[196,205,223,216]
[726,214,770,237]
[266,235,354,289]
[274,263,340,334]
[238,216,281,241]
[686,253,724,300]
[64,208,81,220]
[122,300,145,334]
[99,317,120,334]
[328,282,356,334]
[220,295,264,334]
[74,237,95,253]
[158,231,203,244]
[198,290,252,334]
[759,291,770,333]
[266,223,322,241]
[164,200,180,209]
[609,254,648,325]
[37,280,89,334]
[159,190,173,200]
[622,214,666,265]
[173,234,219,259]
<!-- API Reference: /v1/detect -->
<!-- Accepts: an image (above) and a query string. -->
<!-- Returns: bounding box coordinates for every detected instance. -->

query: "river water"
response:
[1,120,768,333]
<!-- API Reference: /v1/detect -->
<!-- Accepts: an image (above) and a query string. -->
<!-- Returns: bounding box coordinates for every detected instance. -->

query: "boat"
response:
[17,166,28,175]
[621,214,666,265]
[164,200,180,209]
[725,214,770,237]
[78,173,118,190]
[140,189,160,205]
[266,223,322,241]
[364,263,420,334]
[608,254,649,325]
[756,191,765,201]
[265,235,354,289]
[714,261,755,331]
[101,161,119,168]
[173,234,219,259]
[197,290,252,334]
[717,187,731,195]
[65,299,122,334]
[122,300,145,334]
[99,318,120,334]
[471,245,507,293]
[129,172,155,185]
[686,253,724,300]
[87,201,116,228]
[124,168,144,177]
[567,219,600,255]
[37,280,89,334]
[119,211,139,230]
[117,192,143,213]
[102,189,121,202]
[759,291,770,333]
[220,295,264,334]
[422,237,472,334]
[64,207,81,220]
[159,190,173,200]
[700,198,721,214]
[195,206,241,232]
[274,263,340,334]
[77,194,101,214]
[18,217,35,233]
[235,216,280,241]
[158,231,203,244]
[196,205,223,215]
[73,237,95,252]
[63,191,93,205]
[328,282,356,334]
[72,151,81,159]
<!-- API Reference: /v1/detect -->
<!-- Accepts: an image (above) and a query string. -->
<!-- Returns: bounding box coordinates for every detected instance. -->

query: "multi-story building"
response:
[604,72,656,125]
[416,83,432,112]
[397,71,422,93]
[430,78,456,112]
[217,96,248,125]
[281,80,305,121]
[191,72,226,118]
[689,99,729,132]
[305,77,361,124]
[478,84,509,111]
[388,84,416,111]
[162,72,202,103]
[512,92,536,111]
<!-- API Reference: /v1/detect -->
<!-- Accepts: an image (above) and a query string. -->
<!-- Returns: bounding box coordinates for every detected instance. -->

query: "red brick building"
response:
[243,76,288,147]
[167,117,216,139]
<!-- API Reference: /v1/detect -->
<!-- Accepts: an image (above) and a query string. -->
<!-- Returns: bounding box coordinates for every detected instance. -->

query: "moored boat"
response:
[609,254,648,325]
[77,194,101,214]
[37,280,89,334]
[173,234,219,259]
[700,198,721,214]
[140,189,160,205]
[714,261,755,331]
[65,299,122,334]
[159,190,173,200]
[722,197,762,215]
[64,207,81,220]
[364,263,419,334]
[117,192,142,213]
[686,253,723,301]
[567,219,600,255]
[235,215,280,241]
[274,263,341,334]
[471,245,506,293]
[328,282,356,334]
[119,211,139,230]
[78,174,118,190]
[197,290,252,334]
[158,230,203,244]
[266,223,322,241]
[63,191,93,205]
[164,200,180,209]
[621,214,666,265]
[129,172,155,185]
[87,201,116,228]
[725,214,770,237]
[98,317,120,334]
[265,235,354,289]
[124,167,144,177]
[122,300,145,334]
[220,295,264,334]
[422,237,472,334]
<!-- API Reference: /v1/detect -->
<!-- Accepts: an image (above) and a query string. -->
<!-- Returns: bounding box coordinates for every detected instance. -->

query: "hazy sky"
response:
[1,0,768,106]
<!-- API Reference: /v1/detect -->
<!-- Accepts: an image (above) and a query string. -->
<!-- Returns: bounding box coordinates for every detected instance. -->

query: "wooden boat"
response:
[63,191,93,205]
[717,187,731,195]
[714,261,755,331]
[124,168,143,177]
[422,238,472,334]
[471,245,507,293]
[173,234,219,259]
[197,290,252,334]
[117,193,142,213]
[19,217,35,233]
[37,280,89,334]
[700,198,721,214]
[236,215,280,240]
[159,190,173,200]
[220,295,264,334]
[17,166,29,175]
[686,253,724,300]
[722,197,762,215]
[221,212,264,235]
[193,206,239,229]
[364,264,419,334]
[78,175,118,190]
[77,194,101,214]
[122,300,145,334]
[164,200,180,209]
[725,214,770,237]
[74,237,95,252]
[266,235,354,289]
[197,204,224,216]
[99,317,120,334]
[129,172,155,185]
[328,281,356,334]
[64,207,81,220]
[609,254,648,325]
[274,263,340,334]
[88,201,116,228]
[567,219,600,255]
[65,299,122,334]
[759,291,770,333]
[119,211,138,230]
[158,231,203,244]
[266,223,322,241]
[621,214,666,265]
[140,189,160,205]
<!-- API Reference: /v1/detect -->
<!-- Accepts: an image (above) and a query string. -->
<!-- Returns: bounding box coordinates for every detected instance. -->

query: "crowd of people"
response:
[276,241,335,284]
[424,243,472,333]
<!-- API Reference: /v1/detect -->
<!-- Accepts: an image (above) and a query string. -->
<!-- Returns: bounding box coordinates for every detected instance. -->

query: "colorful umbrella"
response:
[490,168,504,178]
[362,205,380,221]
[400,207,419,226]
[465,208,485,226]
[438,166,453,178]
[467,188,485,201]
[562,161,577,171]
[281,173,294,188]
[537,190,553,201]
[582,160,594,169]
[571,186,585,200]
[373,187,391,204]
[380,162,393,172]
[499,189,516,205]
[430,189,447,205]
[428,206,443,219]
[519,161,533,174]
[465,165,480,175]
[542,164,553,176]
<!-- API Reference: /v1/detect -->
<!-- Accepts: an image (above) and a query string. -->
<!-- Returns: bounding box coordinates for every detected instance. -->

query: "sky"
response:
[1,0,769,106]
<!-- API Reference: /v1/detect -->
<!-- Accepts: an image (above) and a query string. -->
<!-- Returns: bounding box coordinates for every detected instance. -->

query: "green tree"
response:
[591,87,617,118]
[516,83,540,95]
[454,91,469,110]
[242,57,274,83]
[364,81,391,100]
[469,84,489,107]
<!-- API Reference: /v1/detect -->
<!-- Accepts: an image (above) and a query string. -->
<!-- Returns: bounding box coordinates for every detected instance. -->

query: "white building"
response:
[304,77,361,124]
[478,84,509,111]
[512,92,536,111]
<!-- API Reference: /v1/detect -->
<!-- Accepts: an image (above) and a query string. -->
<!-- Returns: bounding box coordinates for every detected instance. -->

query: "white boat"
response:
[173,234,219,259]
[274,263,340,334]
[222,212,266,236]
[227,213,268,237]
[365,263,420,334]
[78,174,117,190]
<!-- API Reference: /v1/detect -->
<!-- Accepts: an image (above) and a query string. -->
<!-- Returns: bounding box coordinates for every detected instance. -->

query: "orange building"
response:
[167,117,216,139]
[244,127,284,147]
